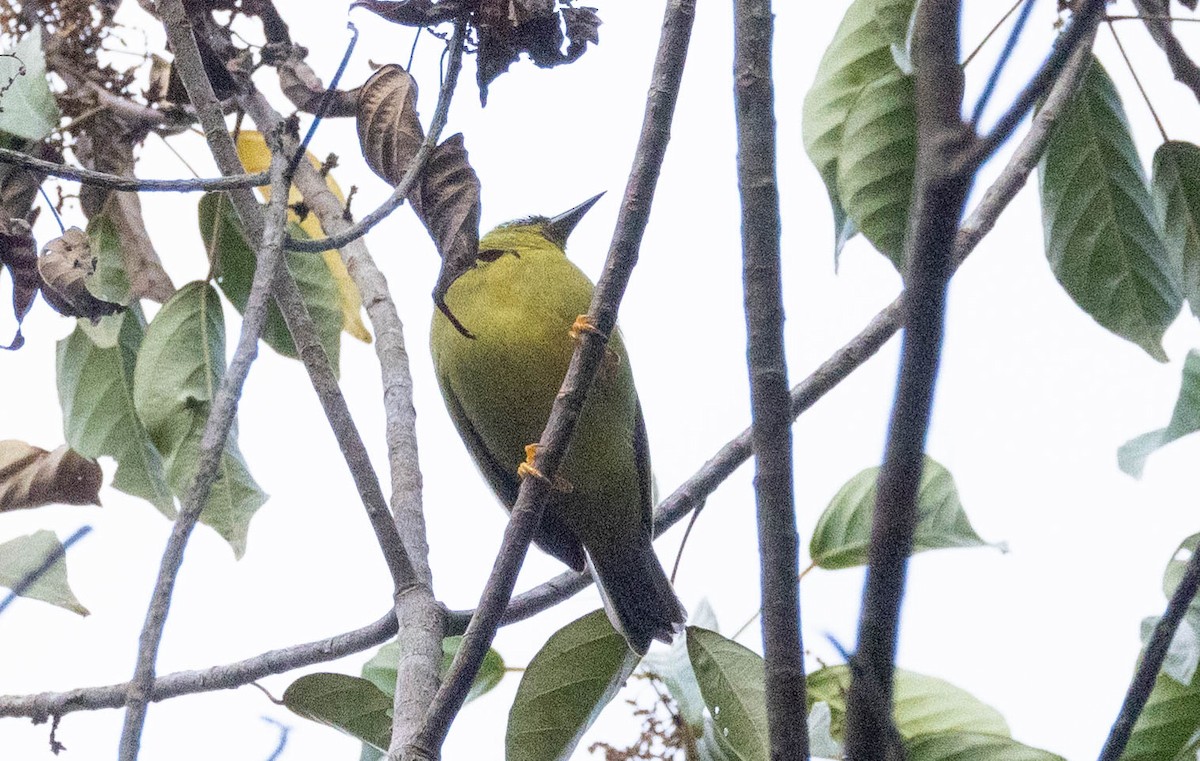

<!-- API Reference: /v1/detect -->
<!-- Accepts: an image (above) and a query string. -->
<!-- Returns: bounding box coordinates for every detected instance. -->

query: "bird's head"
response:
[476,192,605,262]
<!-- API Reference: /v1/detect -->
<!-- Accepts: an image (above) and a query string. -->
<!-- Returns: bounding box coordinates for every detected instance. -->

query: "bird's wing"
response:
[440,371,587,571]
[634,399,654,536]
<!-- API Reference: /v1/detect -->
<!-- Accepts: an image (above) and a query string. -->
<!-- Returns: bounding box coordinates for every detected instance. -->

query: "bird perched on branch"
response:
[430,194,685,655]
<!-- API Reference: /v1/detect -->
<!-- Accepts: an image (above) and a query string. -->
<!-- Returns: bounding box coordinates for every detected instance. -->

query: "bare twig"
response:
[733,0,807,759]
[0,614,398,719]
[1098,546,1200,761]
[966,0,1106,167]
[844,2,974,758]
[0,147,269,191]
[1132,0,1200,104]
[283,21,467,255]
[404,2,696,758]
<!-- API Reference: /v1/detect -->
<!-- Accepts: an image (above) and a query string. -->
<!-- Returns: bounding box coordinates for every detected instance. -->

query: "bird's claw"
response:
[517,444,573,493]
[568,314,603,341]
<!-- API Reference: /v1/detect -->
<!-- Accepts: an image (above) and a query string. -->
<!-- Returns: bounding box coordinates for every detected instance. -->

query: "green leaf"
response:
[1151,141,1200,318]
[1118,350,1200,477]
[807,666,1010,742]
[810,456,996,570]
[1163,533,1200,620]
[198,192,342,375]
[361,636,505,704]
[57,309,174,514]
[687,627,769,761]
[283,673,392,752]
[1038,57,1181,361]
[1122,669,1200,761]
[84,214,132,306]
[801,0,915,260]
[642,598,720,730]
[905,732,1064,761]
[0,29,60,141]
[0,530,88,615]
[132,282,266,556]
[506,609,640,761]
[835,69,916,268]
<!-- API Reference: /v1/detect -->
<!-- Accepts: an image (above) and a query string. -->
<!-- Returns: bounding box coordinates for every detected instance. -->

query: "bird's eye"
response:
[477,248,507,262]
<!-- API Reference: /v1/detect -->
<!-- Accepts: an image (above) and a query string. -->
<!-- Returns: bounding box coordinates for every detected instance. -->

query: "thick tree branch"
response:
[0,148,269,191]
[732,1,807,759]
[1098,545,1200,761]
[1132,0,1200,104]
[845,2,971,758]
[404,1,696,758]
[283,22,467,255]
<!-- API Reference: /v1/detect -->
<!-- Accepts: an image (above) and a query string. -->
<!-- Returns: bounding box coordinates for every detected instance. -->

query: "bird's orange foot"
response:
[517,444,573,493]
[568,314,603,341]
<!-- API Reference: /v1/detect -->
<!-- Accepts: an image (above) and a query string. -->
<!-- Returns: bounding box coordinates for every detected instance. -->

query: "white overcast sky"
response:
[4,2,1200,760]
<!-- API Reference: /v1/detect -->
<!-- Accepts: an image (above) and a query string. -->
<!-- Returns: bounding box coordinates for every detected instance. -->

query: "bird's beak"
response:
[545,192,605,245]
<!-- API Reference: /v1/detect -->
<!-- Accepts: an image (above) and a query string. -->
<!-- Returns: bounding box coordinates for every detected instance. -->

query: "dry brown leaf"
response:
[37,227,124,322]
[475,0,601,105]
[350,0,468,27]
[0,218,38,350]
[415,134,481,335]
[0,441,103,512]
[277,46,360,116]
[356,64,424,186]
[75,124,176,303]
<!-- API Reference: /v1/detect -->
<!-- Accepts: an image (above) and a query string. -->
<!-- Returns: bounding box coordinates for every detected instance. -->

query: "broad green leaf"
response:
[1163,534,1200,620]
[1151,141,1200,318]
[198,192,342,375]
[234,131,371,344]
[132,282,266,556]
[687,627,769,761]
[57,310,174,514]
[0,530,88,615]
[1038,57,1181,361]
[0,29,60,141]
[810,456,995,570]
[1118,350,1200,477]
[642,598,719,730]
[283,673,391,752]
[801,0,915,259]
[835,69,915,268]
[1141,615,1200,687]
[85,214,132,306]
[506,609,640,761]
[807,665,1010,742]
[905,732,1063,761]
[361,636,505,704]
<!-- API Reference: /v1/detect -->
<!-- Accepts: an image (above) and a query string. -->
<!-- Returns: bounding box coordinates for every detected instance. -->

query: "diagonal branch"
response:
[1132,0,1200,104]
[1098,543,1200,761]
[404,1,697,758]
[732,0,807,758]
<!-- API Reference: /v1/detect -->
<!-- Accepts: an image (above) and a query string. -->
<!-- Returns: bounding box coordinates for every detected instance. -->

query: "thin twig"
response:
[1107,19,1169,142]
[0,148,268,191]
[845,2,975,758]
[1097,543,1200,761]
[404,2,696,758]
[733,0,807,758]
[1131,0,1200,105]
[966,0,1106,168]
[283,22,466,254]
[963,0,1026,68]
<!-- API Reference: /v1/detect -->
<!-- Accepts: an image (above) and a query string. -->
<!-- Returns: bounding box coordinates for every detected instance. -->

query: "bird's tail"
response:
[589,536,686,656]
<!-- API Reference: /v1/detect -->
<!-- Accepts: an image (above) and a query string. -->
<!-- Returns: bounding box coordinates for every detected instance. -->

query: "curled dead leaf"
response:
[0,218,38,350]
[416,135,481,336]
[350,0,469,27]
[357,64,424,186]
[37,227,124,322]
[475,0,601,105]
[0,441,103,512]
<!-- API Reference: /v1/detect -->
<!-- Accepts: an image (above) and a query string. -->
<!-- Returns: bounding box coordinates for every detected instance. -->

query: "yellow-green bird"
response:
[430,194,685,655]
